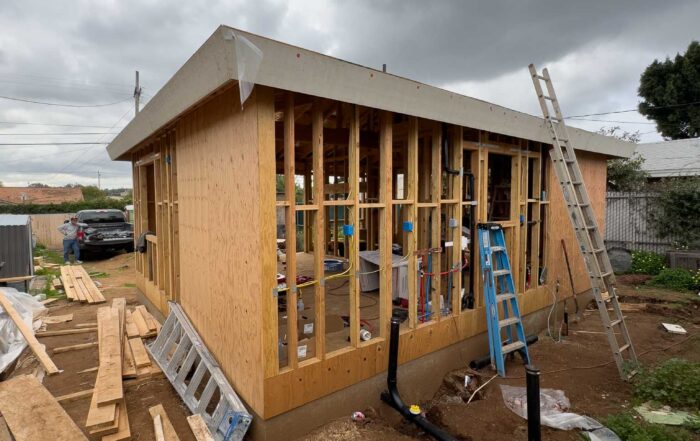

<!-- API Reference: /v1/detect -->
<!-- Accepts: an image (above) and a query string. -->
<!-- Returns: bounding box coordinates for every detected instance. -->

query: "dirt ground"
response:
[299,281,700,441]
[9,251,197,441]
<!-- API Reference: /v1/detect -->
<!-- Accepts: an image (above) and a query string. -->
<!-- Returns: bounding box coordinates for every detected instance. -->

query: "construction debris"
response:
[41,313,73,324]
[187,414,215,441]
[36,327,97,337]
[149,404,181,441]
[0,375,88,441]
[661,323,687,335]
[60,264,106,303]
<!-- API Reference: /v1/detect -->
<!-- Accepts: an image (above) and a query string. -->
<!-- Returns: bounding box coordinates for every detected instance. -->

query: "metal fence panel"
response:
[605,191,682,254]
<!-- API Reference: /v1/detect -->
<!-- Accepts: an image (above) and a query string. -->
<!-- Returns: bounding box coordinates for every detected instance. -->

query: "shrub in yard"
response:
[630,251,665,275]
[651,268,696,292]
[605,412,690,441]
[634,359,700,409]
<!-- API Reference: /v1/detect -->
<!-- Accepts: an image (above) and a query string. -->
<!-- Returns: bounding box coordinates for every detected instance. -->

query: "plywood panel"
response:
[176,84,265,414]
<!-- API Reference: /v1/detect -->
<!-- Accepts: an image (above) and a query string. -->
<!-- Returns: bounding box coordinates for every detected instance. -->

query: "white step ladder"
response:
[148,303,252,440]
[529,64,638,378]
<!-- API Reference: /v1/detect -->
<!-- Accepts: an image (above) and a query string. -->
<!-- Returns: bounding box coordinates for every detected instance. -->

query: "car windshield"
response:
[80,211,126,224]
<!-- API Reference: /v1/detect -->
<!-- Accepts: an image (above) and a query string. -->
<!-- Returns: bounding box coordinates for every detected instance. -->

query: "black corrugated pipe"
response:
[381,316,458,441]
[526,365,542,441]
[442,124,461,175]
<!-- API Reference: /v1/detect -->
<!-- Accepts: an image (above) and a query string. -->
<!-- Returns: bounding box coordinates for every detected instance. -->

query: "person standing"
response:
[58,215,87,264]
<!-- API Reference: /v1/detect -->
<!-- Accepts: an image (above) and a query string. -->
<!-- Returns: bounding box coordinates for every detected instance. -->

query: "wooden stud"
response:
[348,104,360,347]
[285,93,299,369]
[312,98,326,358]
[430,123,441,322]
[450,126,463,315]
[378,110,393,337]
[406,116,418,328]
[52,341,98,354]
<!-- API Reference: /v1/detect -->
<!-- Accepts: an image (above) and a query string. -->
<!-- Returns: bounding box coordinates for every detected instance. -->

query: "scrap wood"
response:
[78,366,99,374]
[136,305,158,332]
[42,313,74,324]
[154,414,166,441]
[131,307,152,337]
[0,375,88,441]
[76,322,98,328]
[129,337,151,368]
[148,404,181,441]
[0,288,59,375]
[102,400,130,441]
[36,327,97,337]
[0,416,12,441]
[94,307,123,405]
[53,341,98,354]
[55,388,94,403]
[41,297,62,306]
[187,414,215,441]
[0,275,33,283]
[122,338,137,378]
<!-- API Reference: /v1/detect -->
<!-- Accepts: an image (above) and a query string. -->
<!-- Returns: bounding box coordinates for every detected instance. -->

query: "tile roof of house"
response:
[635,137,700,178]
[0,187,84,205]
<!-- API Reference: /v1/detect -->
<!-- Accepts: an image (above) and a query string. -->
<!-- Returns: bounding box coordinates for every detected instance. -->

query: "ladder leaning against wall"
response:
[528,64,638,378]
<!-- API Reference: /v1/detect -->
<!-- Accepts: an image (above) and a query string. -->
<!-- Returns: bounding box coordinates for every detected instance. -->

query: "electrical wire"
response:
[545,284,562,343]
[467,374,498,404]
[0,94,132,108]
[564,100,700,118]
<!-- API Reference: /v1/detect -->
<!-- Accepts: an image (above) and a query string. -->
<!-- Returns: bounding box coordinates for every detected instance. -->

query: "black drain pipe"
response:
[381,316,457,441]
[442,124,461,176]
[526,365,541,441]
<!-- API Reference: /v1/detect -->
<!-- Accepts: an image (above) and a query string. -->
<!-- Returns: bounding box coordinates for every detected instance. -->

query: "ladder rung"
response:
[543,95,554,101]
[534,74,546,80]
[610,319,622,327]
[493,269,511,277]
[491,246,506,252]
[618,344,630,353]
[585,248,604,254]
[572,181,582,185]
[601,271,613,278]
[499,317,520,328]
[502,341,526,355]
[496,293,516,302]
[557,138,569,143]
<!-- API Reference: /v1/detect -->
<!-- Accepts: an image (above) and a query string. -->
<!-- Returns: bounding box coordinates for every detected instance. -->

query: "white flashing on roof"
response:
[107,25,635,161]
[635,137,700,178]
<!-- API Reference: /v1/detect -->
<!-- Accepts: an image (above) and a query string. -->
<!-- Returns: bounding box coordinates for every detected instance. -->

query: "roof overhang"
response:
[107,25,635,161]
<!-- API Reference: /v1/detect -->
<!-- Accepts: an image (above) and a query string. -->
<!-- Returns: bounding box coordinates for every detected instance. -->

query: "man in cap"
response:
[58,215,87,264]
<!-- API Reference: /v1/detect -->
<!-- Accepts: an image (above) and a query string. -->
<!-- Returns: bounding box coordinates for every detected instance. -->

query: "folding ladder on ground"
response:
[529,64,638,378]
[477,223,530,377]
[147,303,252,441]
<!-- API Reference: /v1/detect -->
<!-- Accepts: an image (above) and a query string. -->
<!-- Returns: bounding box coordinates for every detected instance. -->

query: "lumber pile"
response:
[0,375,88,441]
[85,299,162,440]
[60,264,106,303]
[126,305,160,338]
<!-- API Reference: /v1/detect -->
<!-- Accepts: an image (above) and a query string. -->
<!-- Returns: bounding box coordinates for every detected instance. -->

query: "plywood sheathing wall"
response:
[176,84,266,413]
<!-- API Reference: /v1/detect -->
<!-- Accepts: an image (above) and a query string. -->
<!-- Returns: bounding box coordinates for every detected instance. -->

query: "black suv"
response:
[75,209,134,253]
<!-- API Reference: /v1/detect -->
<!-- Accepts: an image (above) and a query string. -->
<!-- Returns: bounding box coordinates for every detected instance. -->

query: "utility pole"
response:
[134,70,142,114]
[97,170,101,189]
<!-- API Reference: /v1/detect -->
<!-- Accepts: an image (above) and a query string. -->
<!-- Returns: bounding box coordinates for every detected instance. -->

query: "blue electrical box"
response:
[343,224,354,236]
[403,221,414,232]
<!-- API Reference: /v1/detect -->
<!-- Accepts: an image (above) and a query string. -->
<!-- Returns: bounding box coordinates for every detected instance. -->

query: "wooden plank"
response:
[131,308,151,336]
[59,267,75,301]
[0,416,12,441]
[76,322,98,328]
[406,116,418,328]
[122,338,137,378]
[128,337,151,368]
[0,275,33,283]
[136,305,158,331]
[0,288,59,375]
[283,92,298,370]
[379,110,393,338]
[53,341,97,354]
[42,313,73,324]
[102,400,130,441]
[186,414,215,441]
[348,104,360,347]
[148,404,181,441]
[55,388,94,403]
[154,414,166,441]
[36,327,97,337]
[0,375,88,441]
[42,297,62,306]
[124,311,139,338]
[94,307,123,405]
[430,123,441,322]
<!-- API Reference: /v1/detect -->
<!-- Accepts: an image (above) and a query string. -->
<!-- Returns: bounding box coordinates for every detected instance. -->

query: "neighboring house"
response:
[0,187,84,205]
[106,26,634,440]
[636,137,700,178]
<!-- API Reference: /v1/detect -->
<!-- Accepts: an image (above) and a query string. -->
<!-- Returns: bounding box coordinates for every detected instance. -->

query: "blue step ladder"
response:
[477,223,530,377]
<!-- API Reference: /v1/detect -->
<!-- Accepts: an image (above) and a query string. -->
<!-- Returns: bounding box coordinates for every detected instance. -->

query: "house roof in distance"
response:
[107,25,635,161]
[635,137,700,178]
[0,187,84,205]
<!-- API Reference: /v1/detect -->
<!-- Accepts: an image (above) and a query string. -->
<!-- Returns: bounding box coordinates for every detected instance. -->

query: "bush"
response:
[634,359,700,409]
[0,197,131,214]
[630,251,666,275]
[651,268,697,292]
[605,412,690,441]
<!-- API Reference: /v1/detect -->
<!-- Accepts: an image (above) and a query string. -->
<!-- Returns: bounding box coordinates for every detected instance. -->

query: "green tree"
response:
[28,182,49,188]
[599,127,648,191]
[81,185,106,201]
[638,41,700,139]
[648,177,700,248]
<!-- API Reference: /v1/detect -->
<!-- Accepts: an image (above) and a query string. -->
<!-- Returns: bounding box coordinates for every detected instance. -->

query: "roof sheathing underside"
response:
[107,25,635,160]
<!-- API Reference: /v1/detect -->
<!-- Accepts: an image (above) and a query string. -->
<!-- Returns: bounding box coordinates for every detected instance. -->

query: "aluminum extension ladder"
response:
[147,303,252,441]
[477,223,530,377]
[529,64,638,378]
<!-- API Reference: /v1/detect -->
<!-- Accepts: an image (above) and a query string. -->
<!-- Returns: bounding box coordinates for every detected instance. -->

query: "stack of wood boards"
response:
[86,299,163,440]
[60,265,105,303]
[0,375,88,440]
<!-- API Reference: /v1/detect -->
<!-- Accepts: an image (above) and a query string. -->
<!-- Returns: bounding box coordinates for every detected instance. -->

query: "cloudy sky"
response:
[1,0,698,188]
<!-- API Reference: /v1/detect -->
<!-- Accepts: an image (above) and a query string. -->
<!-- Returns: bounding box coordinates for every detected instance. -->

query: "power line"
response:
[567,117,657,125]
[565,100,700,119]
[0,95,132,108]
[0,120,125,129]
[0,132,118,135]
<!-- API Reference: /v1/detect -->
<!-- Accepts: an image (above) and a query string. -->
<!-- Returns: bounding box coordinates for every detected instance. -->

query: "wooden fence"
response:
[30,213,72,249]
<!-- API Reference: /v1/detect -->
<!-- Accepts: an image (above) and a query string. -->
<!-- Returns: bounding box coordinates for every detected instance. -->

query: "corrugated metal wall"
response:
[0,216,33,279]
